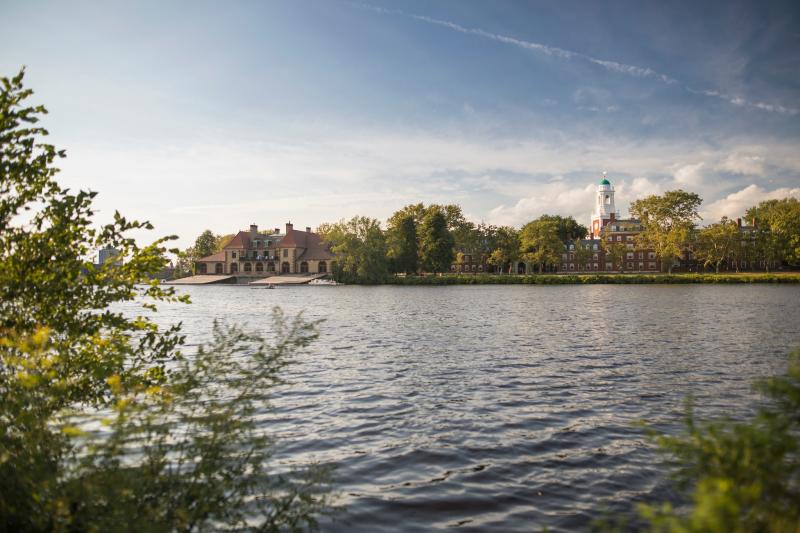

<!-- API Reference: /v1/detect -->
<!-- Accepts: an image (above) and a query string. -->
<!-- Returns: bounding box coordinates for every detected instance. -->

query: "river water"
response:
[128,284,800,531]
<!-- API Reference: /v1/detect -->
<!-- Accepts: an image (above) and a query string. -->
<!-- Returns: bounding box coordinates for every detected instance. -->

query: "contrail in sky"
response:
[357,3,797,116]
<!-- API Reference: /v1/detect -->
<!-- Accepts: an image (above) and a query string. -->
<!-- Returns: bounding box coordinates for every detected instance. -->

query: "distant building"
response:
[98,247,121,266]
[194,223,334,277]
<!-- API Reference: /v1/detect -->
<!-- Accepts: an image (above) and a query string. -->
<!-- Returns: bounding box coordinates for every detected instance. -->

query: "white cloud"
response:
[719,153,765,176]
[701,184,800,221]
[674,162,705,185]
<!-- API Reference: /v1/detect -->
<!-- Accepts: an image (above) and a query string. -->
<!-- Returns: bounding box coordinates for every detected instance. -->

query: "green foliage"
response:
[322,216,389,283]
[630,190,702,273]
[386,214,418,274]
[539,214,588,241]
[486,226,520,274]
[694,217,740,273]
[601,227,628,272]
[419,208,455,273]
[193,229,219,259]
[746,198,800,267]
[0,69,330,531]
[519,217,564,273]
[639,350,800,532]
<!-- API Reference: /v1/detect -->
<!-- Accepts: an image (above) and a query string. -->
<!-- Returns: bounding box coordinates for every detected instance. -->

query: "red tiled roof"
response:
[225,231,250,249]
[197,251,226,262]
[298,232,334,260]
[278,228,306,248]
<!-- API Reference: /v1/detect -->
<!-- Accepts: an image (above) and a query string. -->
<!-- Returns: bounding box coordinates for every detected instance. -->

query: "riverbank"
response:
[382,272,800,285]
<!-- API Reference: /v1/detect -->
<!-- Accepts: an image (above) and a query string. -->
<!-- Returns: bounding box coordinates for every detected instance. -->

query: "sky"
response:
[2,0,799,249]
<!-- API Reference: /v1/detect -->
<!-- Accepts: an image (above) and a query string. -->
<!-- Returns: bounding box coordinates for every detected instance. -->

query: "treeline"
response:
[316,192,800,283]
[316,203,589,283]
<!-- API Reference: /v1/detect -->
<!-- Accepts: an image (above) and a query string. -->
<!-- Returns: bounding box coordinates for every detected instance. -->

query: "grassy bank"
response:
[381,272,800,285]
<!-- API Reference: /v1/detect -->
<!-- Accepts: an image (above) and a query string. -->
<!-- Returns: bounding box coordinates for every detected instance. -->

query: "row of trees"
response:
[316,203,591,282]
[315,191,800,281]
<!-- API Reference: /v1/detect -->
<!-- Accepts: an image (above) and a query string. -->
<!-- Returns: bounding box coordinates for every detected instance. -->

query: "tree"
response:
[694,217,739,273]
[419,208,455,274]
[640,348,800,531]
[216,232,235,251]
[386,214,418,275]
[322,216,388,283]
[540,214,588,241]
[630,190,702,273]
[194,229,218,259]
[746,198,800,268]
[571,239,592,272]
[519,217,564,273]
[0,69,329,530]
[486,226,520,274]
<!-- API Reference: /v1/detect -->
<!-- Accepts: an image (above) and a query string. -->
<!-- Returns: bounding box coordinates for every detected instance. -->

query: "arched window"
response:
[255,262,264,272]
[197,263,207,274]
[318,261,327,273]
[244,263,252,272]
[231,262,238,273]
[300,261,309,273]
[605,194,611,205]
[267,262,275,272]
[215,263,223,274]
[281,262,290,273]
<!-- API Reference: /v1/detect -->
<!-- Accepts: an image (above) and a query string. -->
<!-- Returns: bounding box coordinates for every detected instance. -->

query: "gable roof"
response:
[298,232,334,260]
[197,251,226,262]
[224,231,250,249]
[278,228,307,248]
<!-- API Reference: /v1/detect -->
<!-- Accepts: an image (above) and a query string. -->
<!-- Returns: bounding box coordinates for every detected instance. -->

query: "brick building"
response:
[194,223,334,277]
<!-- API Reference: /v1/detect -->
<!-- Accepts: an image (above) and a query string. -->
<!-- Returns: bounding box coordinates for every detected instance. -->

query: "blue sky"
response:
[2,0,799,248]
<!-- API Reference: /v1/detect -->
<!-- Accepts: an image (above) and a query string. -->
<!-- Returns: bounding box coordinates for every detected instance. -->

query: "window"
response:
[638,262,644,270]
[231,262,238,273]
[282,249,288,258]
[197,263,207,274]
[267,262,275,272]
[300,261,308,273]
[626,252,634,259]
[215,263,223,274]
[648,262,656,269]
[592,253,598,260]
[569,264,574,270]
[256,262,264,272]
[627,262,633,269]
[281,262,290,273]
[319,261,327,273]
[616,236,622,241]
[232,251,237,259]
[638,252,643,259]
[244,263,252,272]
[626,235,633,241]
[593,244,598,250]
[569,244,574,250]
[605,262,613,270]
[648,252,655,259]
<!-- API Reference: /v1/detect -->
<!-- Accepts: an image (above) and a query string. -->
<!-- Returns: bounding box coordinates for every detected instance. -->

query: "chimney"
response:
[285,222,293,234]
[250,224,258,235]
[737,218,742,228]
[306,226,311,233]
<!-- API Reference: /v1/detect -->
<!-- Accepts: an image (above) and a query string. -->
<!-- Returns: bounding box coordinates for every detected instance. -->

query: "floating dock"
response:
[166,275,236,285]
[249,273,328,285]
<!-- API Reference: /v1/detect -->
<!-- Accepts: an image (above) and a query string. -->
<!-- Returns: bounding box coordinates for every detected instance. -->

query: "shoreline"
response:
[380,272,800,285]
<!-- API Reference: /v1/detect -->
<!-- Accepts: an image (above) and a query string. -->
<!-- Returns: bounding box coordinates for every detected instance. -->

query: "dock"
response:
[249,273,328,285]
[166,275,236,285]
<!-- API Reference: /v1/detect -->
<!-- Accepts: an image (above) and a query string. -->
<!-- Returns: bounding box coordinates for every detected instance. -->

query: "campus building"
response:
[195,223,334,277]
[559,175,660,273]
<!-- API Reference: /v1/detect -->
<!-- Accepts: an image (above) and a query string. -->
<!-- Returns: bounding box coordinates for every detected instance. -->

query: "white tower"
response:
[591,172,616,238]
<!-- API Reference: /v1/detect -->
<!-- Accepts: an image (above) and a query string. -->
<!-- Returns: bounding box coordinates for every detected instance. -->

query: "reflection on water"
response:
[118,284,800,532]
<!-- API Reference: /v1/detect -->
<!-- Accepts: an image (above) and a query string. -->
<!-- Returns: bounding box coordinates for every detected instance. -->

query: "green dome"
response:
[599,178,611,185]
